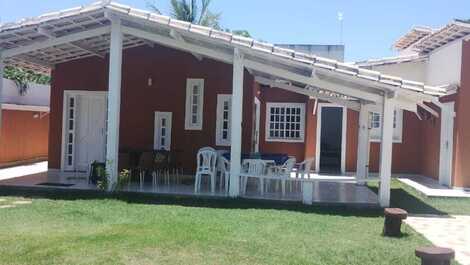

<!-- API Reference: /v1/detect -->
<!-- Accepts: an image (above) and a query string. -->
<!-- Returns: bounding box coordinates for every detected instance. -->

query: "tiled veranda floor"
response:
[0,163,378,206]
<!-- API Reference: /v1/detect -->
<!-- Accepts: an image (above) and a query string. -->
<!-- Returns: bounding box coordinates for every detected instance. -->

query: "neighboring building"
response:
[356,20,470,189]
[276,44,344,61]
[0,78,49,167]
[0,1,447,206]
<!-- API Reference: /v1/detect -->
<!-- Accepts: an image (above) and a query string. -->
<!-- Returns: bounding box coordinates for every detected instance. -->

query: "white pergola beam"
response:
[37,27,105,59]
[245,60,383,104]
[2,26,111,58]
[378,95,395,207]
[121,26,233,64]
[356,103,370,184]
[169,29,203,61]
[254,76,361,111]
[418,102,439,118]
[229,48,244,198]
[105,19,123,190]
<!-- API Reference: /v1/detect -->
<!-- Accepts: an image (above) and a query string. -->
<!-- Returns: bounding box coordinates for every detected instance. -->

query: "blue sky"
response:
[1,0,469,61]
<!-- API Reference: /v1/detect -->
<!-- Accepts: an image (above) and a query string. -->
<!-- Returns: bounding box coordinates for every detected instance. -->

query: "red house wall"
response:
[0,109,49,167]
[49,45,253,172]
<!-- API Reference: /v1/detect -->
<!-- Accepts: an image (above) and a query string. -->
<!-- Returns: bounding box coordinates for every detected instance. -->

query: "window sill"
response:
[265,138,304,143]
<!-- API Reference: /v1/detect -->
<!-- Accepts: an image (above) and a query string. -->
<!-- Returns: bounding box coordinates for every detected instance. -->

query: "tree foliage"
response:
[3,66,51,95]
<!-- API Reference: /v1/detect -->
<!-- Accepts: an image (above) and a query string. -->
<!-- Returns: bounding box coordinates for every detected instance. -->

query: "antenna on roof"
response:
[338,11,344,45]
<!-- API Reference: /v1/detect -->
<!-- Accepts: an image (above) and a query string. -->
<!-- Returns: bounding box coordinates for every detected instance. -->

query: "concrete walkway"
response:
[406,215,470,265]
[0,161,48,181]
[398,175,470,198]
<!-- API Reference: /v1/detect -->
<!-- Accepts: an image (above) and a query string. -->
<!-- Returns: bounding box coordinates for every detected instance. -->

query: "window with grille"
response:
[154,112,172,151]
[216,94,232,146]
[369,110,403,143]
[265,102,305,142]
[65,95,76,170]
[185,78,204,130]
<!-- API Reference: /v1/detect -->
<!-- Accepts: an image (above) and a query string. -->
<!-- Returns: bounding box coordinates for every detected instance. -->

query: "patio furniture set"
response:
[111,147,315,196]
[194,147,316,195]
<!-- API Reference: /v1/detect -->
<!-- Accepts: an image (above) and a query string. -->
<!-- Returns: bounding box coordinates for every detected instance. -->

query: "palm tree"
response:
[148,0,221,29]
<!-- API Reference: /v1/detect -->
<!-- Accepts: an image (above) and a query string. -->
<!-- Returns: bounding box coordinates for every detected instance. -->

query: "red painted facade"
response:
[48,43,444,179]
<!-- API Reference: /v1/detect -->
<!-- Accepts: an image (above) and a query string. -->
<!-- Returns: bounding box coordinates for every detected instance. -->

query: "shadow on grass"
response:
[369,186,448,216]
[0,186,383,218]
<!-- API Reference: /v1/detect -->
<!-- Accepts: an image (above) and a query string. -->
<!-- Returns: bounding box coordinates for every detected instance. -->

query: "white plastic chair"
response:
[270,157,296,196]
[293,157,315,192]
[217,156,230,193]
[240,159,267,195]
[194,147,218,193]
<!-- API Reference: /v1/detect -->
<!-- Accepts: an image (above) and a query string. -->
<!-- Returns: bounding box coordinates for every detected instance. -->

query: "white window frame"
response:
[185,78,204,130]
[154,111,172,151]
[215,94,232,146]
[369,109,403,143]
[265,102,306,143]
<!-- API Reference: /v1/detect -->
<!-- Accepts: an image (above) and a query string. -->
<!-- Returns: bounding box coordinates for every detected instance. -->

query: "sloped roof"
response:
[354,54,427,67]
[0,1,446,97]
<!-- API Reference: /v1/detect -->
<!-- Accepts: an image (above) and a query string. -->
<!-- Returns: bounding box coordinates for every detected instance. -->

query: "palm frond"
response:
[146,0,162,14]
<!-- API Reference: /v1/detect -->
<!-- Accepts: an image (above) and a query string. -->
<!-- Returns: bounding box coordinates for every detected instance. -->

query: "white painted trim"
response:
[0,57,4,135]
[184,78,204,130]
[154,111,172,151]
[356,104,370,183]
[439,101,455,187]
[315,103,347,174]
[229,48,244,198]
[2,104,50,112]
[265,102,306,143]
[215,94,232,146]
[60,90,108,172]
[253,97,261,152]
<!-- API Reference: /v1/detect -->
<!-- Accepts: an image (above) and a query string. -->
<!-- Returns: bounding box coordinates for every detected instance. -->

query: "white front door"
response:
[439,102,455,187]
[154,112,172,151]
[63,91,107,172]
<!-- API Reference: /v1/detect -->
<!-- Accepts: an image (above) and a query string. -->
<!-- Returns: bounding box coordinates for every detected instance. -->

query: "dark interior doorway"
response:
[319,106,343,173]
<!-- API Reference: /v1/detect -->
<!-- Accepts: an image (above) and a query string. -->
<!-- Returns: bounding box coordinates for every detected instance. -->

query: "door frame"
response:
[253,97,261,152]
[154,111,173,151]
[315,103,347,174]
[60,90,108,172]
[439,101,455,187]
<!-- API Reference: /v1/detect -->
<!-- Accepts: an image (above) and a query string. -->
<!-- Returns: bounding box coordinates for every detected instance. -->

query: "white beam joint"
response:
[105,18,123,191]
[229,48,244,197]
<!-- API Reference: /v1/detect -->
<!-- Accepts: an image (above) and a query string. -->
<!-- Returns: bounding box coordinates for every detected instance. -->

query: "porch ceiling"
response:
[0,0,446,112]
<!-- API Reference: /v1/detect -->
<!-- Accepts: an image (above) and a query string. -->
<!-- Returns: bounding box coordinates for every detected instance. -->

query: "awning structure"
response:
[0,1,445,113]
[0,1,450,207]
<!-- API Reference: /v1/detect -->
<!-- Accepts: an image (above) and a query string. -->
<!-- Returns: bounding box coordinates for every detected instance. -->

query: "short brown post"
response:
[415,246,455,265]
[383,208,408,237]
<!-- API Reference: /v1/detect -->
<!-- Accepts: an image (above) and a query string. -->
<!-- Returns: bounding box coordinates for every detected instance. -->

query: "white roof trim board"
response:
[0,0,446,97]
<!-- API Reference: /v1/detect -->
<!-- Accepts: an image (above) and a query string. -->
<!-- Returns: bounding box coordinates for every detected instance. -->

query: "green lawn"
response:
[0,183,466,265]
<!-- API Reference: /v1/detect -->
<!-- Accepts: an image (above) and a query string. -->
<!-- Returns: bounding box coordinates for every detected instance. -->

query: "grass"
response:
[369,179,470,216]
[0,182,466,265]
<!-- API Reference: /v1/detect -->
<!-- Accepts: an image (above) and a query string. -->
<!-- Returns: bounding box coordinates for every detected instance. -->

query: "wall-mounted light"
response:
[33,113,40,119]
[148,77,153,87]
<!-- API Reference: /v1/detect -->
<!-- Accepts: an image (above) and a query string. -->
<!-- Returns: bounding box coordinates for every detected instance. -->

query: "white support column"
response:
[356,103,370,185]
[229,48,244,197]
[378,95,395,207]
[0,54,3,137]
[105,18,123,190]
